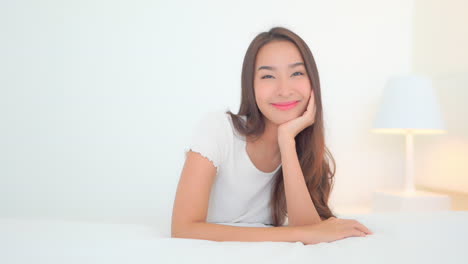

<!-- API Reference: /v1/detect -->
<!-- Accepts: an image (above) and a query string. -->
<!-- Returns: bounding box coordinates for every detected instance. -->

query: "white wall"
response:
[0,0,414,225]
[413,0,468,193]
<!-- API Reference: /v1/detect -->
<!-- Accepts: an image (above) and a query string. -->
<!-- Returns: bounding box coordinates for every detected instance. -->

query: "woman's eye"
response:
[292,71,304,76]
[261,72,304,79]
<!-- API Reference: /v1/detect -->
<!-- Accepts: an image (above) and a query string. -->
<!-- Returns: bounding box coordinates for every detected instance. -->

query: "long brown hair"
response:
[226,26,336,226]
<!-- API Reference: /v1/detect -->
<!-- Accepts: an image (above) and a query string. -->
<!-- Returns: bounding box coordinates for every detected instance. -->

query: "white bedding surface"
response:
[1,211,468,264]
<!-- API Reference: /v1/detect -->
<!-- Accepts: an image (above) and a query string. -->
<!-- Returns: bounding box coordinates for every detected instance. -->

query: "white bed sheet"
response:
[1,211,468,264]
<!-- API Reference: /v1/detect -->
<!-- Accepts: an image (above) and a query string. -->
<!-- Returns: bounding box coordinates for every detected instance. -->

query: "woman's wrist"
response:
[278,135,295,151]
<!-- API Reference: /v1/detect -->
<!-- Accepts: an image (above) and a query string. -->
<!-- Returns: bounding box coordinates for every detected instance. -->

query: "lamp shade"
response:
[372,74,446,134]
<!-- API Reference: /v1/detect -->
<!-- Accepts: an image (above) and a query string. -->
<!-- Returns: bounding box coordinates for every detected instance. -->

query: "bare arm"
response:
[171,151,304,243]
[172,149,371,244]
[279,137,322,226]
[172,222,301,243]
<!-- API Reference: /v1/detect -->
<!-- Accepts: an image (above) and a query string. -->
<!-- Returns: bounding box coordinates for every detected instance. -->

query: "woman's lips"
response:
[271,100,299,110]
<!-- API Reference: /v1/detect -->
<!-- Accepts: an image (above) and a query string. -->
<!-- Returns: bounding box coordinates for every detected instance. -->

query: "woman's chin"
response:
[266,114,300,126]
[261,107,304,125]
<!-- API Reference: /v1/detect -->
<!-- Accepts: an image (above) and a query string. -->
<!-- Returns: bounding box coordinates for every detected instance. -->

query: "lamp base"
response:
[372,189,452,212]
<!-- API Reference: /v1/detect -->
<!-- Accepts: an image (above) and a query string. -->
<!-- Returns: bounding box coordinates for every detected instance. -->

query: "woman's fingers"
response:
[345,219,373,235]
[349,229,366,238]
[353,222,373,234]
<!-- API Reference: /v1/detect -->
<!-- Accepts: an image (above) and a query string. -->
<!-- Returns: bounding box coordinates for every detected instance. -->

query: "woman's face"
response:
[254,40,312,126]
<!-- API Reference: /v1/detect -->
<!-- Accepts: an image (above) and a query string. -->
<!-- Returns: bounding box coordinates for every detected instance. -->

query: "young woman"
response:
[171,26,373,245]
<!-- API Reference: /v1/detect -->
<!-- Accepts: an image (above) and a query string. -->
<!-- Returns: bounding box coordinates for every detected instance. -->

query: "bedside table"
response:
[372,189,452,212]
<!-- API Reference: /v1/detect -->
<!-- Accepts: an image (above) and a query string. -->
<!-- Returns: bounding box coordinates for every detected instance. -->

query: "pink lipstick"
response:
[272,100,299,110]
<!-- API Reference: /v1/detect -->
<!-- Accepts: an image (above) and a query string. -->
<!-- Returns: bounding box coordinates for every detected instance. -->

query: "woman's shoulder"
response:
[187,109,237,168]
[190,109,231,139]
[194,109,248,142]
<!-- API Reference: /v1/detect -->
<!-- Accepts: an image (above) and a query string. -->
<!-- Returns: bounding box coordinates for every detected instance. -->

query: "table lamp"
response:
[371,74,451,212]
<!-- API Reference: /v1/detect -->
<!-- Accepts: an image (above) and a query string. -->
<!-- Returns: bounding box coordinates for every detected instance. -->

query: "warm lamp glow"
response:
[372,74,446,194]
[371,128,447,135]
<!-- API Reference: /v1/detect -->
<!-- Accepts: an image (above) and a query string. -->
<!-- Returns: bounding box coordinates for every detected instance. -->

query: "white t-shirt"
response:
[184,110,283,227]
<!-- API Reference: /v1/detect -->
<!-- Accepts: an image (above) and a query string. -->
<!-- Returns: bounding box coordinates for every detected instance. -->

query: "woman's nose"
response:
[277,79,293,96]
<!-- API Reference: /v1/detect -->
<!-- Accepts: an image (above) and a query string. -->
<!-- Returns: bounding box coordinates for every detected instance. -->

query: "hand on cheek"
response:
[277,91,316,142]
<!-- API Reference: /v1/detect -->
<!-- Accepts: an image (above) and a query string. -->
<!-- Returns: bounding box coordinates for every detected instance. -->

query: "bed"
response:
[2,211,467,263]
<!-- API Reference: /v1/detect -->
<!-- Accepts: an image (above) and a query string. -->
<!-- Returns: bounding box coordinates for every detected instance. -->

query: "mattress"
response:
[1,211,467,264]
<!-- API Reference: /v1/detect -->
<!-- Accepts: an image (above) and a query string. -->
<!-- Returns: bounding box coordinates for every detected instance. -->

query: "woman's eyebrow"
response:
[257,62,304,71]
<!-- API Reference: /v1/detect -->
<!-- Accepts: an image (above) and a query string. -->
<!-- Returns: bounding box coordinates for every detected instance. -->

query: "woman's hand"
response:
[277,91,316,142]
[295,217,374,245]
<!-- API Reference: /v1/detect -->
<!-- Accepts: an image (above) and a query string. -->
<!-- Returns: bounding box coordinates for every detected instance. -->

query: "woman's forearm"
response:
[279,137,322,226]
[172,222,301,243]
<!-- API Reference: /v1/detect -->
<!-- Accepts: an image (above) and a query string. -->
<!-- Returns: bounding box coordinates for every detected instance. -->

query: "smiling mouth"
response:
[271,101,300,110]
[272,100,299,106]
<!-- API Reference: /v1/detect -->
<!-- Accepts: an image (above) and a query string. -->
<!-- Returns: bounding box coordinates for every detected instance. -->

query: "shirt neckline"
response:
[242,134,282,175]
[227,113,281,175]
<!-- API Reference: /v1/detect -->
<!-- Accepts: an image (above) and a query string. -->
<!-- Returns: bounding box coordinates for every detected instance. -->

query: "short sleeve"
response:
[184,110,231,171]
